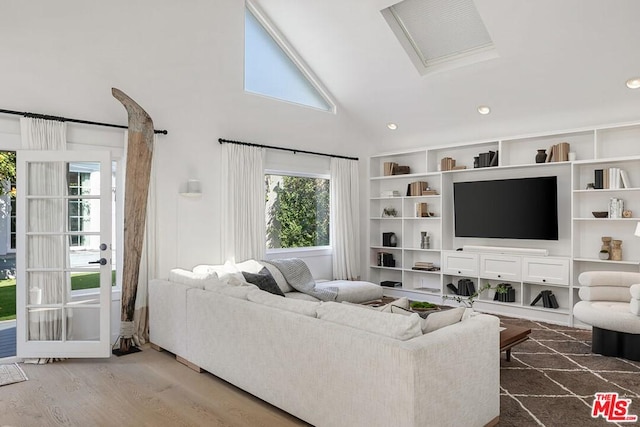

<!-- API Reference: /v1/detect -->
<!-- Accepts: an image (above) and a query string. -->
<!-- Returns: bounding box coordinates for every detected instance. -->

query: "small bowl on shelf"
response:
[592,211,608,218]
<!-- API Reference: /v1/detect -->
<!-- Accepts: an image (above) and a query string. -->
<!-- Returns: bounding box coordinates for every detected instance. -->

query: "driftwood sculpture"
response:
[112,88,154,354]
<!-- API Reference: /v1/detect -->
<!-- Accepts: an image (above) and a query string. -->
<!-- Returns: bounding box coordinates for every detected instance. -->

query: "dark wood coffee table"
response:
[500,325,531,361]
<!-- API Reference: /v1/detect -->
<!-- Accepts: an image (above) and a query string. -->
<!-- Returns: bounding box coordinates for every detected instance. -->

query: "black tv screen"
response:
[454,176,558,240]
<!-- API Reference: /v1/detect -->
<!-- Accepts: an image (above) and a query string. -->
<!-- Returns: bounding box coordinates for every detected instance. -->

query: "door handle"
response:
[88,258,108,266]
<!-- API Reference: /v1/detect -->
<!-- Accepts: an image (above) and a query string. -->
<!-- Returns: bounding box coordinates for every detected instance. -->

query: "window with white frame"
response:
[265,172,330,249]
[244,3,335,112]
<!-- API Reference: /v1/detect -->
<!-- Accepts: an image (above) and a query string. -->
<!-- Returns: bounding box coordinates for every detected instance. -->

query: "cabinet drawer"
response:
[479,254,521,281]
[442,251,478,276]
[522,257,570,285]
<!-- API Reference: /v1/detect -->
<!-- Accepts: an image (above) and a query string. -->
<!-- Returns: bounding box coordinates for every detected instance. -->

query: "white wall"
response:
[0,0,372,277]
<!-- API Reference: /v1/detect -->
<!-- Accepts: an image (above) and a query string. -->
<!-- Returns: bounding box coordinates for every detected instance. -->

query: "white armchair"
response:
[573,271,640,361]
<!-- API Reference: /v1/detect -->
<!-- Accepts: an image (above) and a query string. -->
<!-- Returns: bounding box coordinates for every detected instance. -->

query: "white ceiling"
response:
[254,0,640,148]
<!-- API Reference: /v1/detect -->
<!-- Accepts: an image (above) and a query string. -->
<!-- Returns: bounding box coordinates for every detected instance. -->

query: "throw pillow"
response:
[168,268,216,289]
[242,267,285,297]
[261,261,294,293]
[422,307,465,334]
[236,259,265,274]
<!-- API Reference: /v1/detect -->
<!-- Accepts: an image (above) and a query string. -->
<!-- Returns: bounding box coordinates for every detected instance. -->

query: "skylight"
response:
[382,0,498,75]
[244,5,334,112]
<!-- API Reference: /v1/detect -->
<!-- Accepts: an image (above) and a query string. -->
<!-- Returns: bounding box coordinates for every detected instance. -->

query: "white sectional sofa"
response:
[149,260,500,427]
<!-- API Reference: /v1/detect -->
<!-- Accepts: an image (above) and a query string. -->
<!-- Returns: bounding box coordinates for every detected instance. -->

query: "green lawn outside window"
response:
[0,271,116,321]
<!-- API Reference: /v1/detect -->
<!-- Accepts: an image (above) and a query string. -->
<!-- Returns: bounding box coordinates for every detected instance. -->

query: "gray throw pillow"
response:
[242,267,285,297]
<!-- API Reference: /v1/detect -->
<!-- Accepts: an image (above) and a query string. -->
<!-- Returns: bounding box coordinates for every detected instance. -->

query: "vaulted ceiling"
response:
[255,0,640,148]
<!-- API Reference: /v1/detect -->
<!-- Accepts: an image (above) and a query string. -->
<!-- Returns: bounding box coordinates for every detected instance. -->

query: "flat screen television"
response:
[453,176,558,240]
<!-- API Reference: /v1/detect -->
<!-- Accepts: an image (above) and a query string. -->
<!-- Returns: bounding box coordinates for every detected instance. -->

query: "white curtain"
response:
[20,117,67,364]
[222,143,266,262]
[123,132,157,347]
[330,157,360,280]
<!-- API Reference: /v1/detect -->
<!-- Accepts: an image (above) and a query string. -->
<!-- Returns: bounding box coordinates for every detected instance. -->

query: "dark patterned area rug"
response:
[499,316,640,426]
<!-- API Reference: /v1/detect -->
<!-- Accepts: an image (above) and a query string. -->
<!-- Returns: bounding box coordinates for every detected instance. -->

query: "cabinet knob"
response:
[498,275,501,278]
[458,271,461,274]
[542,279,546,283]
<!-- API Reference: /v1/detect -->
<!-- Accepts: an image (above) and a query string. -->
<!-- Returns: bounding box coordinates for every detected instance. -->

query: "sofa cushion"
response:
[574,300,640,334]
[193,260,244,283]
[631,299,640,316]
[262,261,294,293]
[579,271,640,287]
[317,280,383,303]
[247,289,320,317]
[217,283,259,299]
[242,268,285,297]
[168,268,216,289]
[422,307,466,334]
[200,273,229,292]
[316,301,423,341]
[578,286,632,302]
[285,292,320,302]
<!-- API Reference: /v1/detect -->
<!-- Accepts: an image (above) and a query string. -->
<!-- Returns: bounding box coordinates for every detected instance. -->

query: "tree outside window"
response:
[266,174,329,249]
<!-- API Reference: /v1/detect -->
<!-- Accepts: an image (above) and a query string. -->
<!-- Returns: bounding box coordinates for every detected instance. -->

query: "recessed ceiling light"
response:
[626,77,640,89]
[387,123,398,130]
[477,105,491,115]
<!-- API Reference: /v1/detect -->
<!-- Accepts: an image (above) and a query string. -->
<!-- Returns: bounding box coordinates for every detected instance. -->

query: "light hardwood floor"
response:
[0,346,311,427]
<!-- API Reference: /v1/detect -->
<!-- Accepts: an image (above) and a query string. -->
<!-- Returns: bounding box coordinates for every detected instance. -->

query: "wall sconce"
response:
[180,179,202,197]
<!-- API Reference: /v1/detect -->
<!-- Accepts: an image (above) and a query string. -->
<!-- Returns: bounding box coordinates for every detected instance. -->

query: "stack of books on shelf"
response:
[412,262,439,271]
[446,278,476,296]
[383,162,410,176]
[407,181,429,196]
[421,189,439,195]
[440,157,456,171]
[594,168,631,189]
[383,162,397,176]
[383,162,411,176]
[545,142,570,162]
[530,290,559,309]
[475,150,498,168]
[377,252,396,267]
[492,283,516,302]
[415,202,429,217]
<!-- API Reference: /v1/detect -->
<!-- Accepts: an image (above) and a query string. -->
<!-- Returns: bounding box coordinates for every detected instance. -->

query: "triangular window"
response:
[244,4,334,112]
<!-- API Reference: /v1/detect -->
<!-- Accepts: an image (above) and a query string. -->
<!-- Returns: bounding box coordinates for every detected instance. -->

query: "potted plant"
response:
[442,283,492,308]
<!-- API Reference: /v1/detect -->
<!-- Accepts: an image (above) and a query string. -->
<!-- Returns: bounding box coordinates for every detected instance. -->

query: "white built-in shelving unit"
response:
[368,120,640,326]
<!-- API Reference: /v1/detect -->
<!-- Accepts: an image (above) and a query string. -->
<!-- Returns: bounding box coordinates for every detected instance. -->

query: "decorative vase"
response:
[611,240,622,261]
[599,251,609,260]
[535,149,547,163]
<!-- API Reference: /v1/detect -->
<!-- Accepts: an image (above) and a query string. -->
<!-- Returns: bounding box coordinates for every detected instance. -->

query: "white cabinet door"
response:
[442,251,478,276]
[479,254,522,281]
[522,257,570,285]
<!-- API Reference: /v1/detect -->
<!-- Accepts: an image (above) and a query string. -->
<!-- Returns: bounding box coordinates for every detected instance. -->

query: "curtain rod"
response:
[0,108,168,135]
[218,138,358,161]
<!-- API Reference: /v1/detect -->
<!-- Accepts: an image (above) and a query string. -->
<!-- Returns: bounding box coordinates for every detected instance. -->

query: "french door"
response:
[16,150,112,358]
